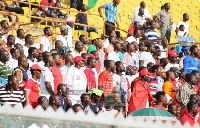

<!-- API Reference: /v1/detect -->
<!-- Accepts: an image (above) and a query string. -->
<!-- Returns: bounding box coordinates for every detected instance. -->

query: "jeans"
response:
[160,26,171,43]
[70,0,83,11]
[105,21,115,36]
[5,7,24,15]
[83,26,98,33]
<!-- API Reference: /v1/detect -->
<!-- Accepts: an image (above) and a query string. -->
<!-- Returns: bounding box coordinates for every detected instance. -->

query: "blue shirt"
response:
[118,52,124,61]
[183,55,197,73]
[157,76,164,91]
[103,2,118,24]
[76,13,87,24]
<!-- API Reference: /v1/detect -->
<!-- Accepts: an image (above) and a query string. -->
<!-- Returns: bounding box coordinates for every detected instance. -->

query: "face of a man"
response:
[22,57,28,68]
[111,61,116,72]
[3,51,10,62]
[12,77,19,90]
[54,96,61,106]
[119,63,125,72]
[91,59,96,68]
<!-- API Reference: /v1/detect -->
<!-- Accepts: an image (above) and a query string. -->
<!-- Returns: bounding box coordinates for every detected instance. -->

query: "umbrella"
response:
[128,107,177,121]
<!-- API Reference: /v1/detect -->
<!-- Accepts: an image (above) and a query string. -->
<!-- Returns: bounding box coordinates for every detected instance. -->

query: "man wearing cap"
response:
[87,33,101,54]
[56,25,69,47]
[40,27,53,52]
[64,56,87,105]
[24,64,43,108]
[128,67,154,114]
[164,50,179,71]
[183,45,198,73]
[153,46,161,65]
[84,55,97,90]
[66,17,74,49]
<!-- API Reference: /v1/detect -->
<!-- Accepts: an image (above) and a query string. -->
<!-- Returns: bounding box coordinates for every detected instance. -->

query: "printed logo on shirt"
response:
[76,75,81,80]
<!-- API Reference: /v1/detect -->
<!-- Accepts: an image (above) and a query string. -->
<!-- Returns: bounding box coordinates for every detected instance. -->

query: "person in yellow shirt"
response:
[163,70,176,104]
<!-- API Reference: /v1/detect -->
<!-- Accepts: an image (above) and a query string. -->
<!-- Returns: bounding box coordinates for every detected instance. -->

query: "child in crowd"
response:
[177,25,187,37]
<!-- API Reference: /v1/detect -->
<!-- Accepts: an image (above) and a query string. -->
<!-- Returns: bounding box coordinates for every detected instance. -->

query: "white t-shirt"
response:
[15,37,25,45]
[27,58,37,79]
[0,31,7,42]
[126,36,139,44]
[107,51,120,62]
[8,58,18,69]
[133,7,150,23]
[66,25,72,48]
[176,21,189,35]
[132,52,139,67]
[164,63,179,71]
[40,36,50,52]
[40,67,54,96]
[64,67,87,105]
[139,51,155,67]
[133,14,146,26]
[113,74,128,91]
[103,38,110,48]
[56,35,68,47]
[23,46,29,57]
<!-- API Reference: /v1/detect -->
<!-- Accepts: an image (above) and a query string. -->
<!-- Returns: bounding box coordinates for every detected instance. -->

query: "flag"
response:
[87,0,98,10]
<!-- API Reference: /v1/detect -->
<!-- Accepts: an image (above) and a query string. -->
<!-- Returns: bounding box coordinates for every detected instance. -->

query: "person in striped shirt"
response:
[145,21,160,44]
[0,75,26,107]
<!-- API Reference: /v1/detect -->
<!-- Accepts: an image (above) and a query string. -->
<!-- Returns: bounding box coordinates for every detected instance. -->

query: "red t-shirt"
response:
[51,67,63,94]
[127,26,135,37]
[24,78,41,108]
[95,62,100,74]
[38,0,55,11]
[180,111,195,126]
[84,68,96,90]
[152,104,166,110]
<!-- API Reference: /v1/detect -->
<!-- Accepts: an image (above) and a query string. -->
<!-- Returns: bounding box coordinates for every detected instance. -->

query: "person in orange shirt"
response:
[163,70,176,104]
[3,35,15,53]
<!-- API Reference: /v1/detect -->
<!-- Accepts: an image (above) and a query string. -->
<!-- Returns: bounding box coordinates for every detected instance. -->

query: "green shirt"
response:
[87,45,96,54]
[0,62,12,81]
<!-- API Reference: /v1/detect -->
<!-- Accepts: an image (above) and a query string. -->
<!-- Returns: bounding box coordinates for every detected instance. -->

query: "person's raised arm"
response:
[98,6,104,18]
[45,82,54,94]
[1,22,17,35]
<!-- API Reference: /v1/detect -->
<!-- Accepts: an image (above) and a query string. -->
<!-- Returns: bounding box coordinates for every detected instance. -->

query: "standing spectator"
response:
[90,51,101,74]
[127,21,140,37]
[53,40,63,53]
[49,94,61,111]
[8,48,20,70]
[103,30,116,50]
[157,69,166,91]
[60,54,74,82]
[119,42,127,61]
[162,70,176,104]
[71,41,84,57]
[153,3,172,43]
[87,33,101,54]
[128,68,154,114]
[66,17,74,49]
[122,43,135,66]
[37,51,51,68]
[56,25,69,47]
[126,29,141,44]
[139,42,156,67]
[153,46,161,65]
[84,57,97,90]
[14,55,28,82]
[125,65,138,88]
[51,53,63,94]
[133,1,151,24]
[57,84,72,112]
[76,4,98,33]
[145,21,160,44]
[176,13,189,36]
[0,75,26,106]
[0,50,12,81]
[98,0,120,36]
[152,91,167,110]
[105,36,116,59]
[24,64,43,108]
[183,45,198,73]
[40,55,55,98]
[3,35,15,53]
[79,35,88,53]
[70,0,83,11]
[147,62,154,73]
[179,73,197,109]
[64,56,87,105]
[15,29,25,45]
[40,27,53,52]
[23,34,34,57]
[98,60,116,96]
[107,42,121,62]
[164,50,179,71]
[138,43,145,55]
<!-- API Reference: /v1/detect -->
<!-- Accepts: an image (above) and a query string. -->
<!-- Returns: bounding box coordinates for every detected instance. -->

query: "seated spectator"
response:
[3,35,15,53]
[126,29,141,44]
[131,41,139,67]
[70,0,83,11]
[168,104,177,117]
[80,93,91,114]
[177,25,187,37]
[122,43,135,66]
[0,77,7,88]
[0,75,26,107]
[71,41,84,57]
[87,33,101,54]
[90,51,100,74]
[127,21,140,38]
[73,104,83,113]
[56,25,68,47]
[40,27,53,52]
[125,65,138,90]
[53,40,63,53]
[152,91,167,110]
[164,50,179,71]
[76,4,98,33]
[24,64,43,108]
[157,69,166,91]
[15,43,24,56]
[23,34,34,57]
[103,30,116,50]
[119,42,127,61]
[2,0,24,14]
[15,29,25,45]
[27,47,39,72]
[0,50,12,81]
[176,13,189,36]
[8,48,20,70]
[49,94,61,111]
[133,7,149,28]
[145,21,160,44]
[89,89,103,114]
[36,0,55,17]
[138,43,145,55]
[107,42,120,62]
[0,20,16,43]
[159,40,167,59]
[147,62,154,73]
[66,17,74,49]
[38,96,49,110]
[57,84,72,112]
[153,46,161,65]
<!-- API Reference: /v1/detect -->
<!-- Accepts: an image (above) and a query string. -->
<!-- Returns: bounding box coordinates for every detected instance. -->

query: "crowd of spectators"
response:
[0,0,199,127]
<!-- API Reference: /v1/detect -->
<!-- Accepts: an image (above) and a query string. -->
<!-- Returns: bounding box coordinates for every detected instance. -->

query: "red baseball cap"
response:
[30,64,44,71]
[139,68,152,76]
[74,56,86,63]
[168,50,178,58]
[88,54,97,59]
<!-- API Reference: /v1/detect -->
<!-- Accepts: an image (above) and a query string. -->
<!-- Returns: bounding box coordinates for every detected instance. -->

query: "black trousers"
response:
[105,21,115,36]
[70,0,83,11]
[5,7,24,14]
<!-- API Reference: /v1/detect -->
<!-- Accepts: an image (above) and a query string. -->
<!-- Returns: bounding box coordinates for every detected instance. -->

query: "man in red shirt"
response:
[51,53,63,94]
[152,91,167,110]
[98,60,116,96]
[84,54,97,90]
[24,64,43,108]
[127,21,140,37]
[38,0,55,15]
[181,100,198,126]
